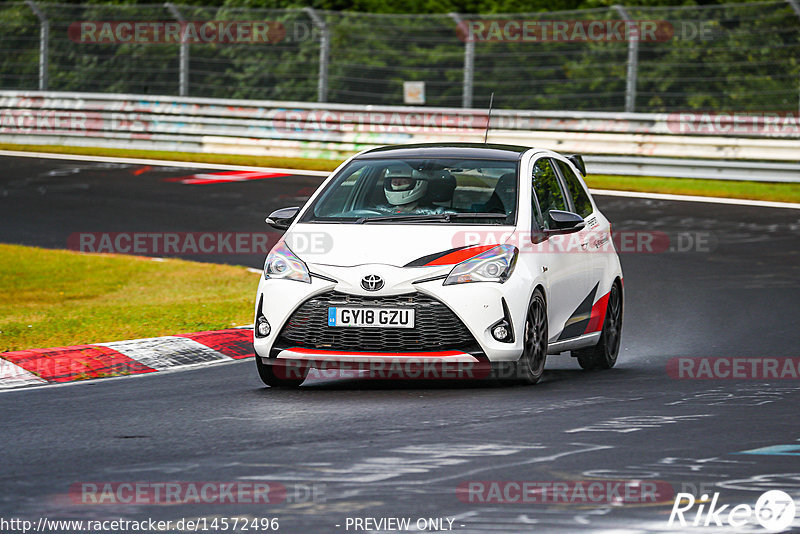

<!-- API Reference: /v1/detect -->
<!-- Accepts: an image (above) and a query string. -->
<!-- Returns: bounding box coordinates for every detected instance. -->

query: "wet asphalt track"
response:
[1,155,800,533]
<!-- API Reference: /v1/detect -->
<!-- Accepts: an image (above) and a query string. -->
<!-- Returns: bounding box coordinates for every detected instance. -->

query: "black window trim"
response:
[552,157,594,219]
[530,156,574,235]
[549,157,577,215]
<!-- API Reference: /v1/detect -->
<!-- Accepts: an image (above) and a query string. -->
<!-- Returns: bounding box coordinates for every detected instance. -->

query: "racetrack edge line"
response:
[588,188,800,210]
[0,150,331,177]
[2,150,798,209]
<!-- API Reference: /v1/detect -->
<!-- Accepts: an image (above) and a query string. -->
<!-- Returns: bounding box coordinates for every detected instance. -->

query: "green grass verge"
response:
[0,244,257,352]
[589,174,800,204]
[1,143,798,202]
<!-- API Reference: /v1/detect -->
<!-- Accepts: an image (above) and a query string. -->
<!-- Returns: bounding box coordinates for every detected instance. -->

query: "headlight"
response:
[444,244,518,285]
[263,241,310,283]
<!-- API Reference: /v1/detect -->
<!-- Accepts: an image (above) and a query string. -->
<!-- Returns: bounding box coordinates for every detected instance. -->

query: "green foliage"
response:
[1,0,798,111]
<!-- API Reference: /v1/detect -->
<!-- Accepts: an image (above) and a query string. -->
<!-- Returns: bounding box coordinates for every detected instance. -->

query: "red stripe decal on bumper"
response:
[283,348,470,358]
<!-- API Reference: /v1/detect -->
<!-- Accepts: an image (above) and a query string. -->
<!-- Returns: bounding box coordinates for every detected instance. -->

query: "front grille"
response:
[276,292,478,352]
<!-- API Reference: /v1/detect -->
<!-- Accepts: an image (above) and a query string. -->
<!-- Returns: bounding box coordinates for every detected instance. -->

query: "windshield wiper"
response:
[444,213,509,220]
[356,213,508,224]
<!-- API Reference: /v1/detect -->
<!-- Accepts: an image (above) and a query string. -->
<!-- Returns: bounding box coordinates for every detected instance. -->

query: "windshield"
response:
[300,157,518,225]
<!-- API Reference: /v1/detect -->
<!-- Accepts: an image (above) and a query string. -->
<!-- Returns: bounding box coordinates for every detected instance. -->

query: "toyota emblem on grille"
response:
[361,274,384,291]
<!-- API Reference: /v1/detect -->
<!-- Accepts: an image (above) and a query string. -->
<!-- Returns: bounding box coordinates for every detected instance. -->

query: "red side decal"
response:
[584,291,610,334]
[1,345,155,382]
[425,245,496,266]
[176,329,254,360]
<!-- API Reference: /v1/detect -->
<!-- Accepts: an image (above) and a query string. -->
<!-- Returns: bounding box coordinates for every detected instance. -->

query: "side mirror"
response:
[545,210,586,234]
[566,154,586,176]
[265,207,300,231]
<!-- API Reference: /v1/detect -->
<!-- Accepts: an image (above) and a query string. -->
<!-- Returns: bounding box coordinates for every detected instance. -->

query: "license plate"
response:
[327,307,415,329]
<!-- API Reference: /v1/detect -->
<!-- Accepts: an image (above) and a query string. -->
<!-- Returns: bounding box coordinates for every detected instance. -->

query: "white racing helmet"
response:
[383,165,428,206]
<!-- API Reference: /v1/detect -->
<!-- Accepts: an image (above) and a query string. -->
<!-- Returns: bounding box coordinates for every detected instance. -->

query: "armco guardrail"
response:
[584,156,800,183]
[1,91,799,181]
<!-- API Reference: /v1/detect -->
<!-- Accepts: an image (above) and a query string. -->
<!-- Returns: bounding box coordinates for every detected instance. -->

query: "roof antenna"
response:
[483,92,494,144]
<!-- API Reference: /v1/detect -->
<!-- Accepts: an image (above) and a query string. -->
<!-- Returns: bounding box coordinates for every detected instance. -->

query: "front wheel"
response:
[256,357,307,388]
[575,281,622,370]
[513,289,548,385]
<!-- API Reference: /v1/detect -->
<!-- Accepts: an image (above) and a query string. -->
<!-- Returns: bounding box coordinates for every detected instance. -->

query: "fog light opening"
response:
[256,316,271,338]
[492,321,510,342]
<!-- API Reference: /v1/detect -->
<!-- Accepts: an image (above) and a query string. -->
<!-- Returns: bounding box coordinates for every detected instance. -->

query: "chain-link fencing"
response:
[1,1,798,112]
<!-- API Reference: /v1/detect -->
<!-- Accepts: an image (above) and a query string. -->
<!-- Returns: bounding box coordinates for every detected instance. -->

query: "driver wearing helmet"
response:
[377,165,449,214]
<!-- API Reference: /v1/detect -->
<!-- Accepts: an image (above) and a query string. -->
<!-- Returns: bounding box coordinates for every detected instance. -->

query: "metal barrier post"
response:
[449,13,474,108]
[25,0,48,91]
[788,0,800,113]
[165,2,189,96]
[305,8,329,103]
[613,5,638,113]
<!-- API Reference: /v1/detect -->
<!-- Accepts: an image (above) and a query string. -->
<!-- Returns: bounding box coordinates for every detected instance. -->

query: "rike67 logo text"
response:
[669,490,796,532]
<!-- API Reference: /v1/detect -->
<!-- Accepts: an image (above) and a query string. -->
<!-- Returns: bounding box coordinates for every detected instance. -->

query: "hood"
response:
[284,223,514,268]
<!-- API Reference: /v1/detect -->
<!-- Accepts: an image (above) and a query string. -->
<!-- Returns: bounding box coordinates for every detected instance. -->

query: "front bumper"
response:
[253,266,530,365]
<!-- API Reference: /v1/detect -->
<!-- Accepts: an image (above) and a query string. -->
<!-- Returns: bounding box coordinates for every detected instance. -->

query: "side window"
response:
[556,160,593,218]
[532,158,567,229]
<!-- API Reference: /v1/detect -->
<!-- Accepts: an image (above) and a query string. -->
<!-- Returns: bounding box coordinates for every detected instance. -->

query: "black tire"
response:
[575,281,623,370]
[256,357,307,388]
[513,288,548,385]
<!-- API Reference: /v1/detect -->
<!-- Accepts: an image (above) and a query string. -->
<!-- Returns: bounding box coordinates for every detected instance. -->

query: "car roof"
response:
[356,143,533,161]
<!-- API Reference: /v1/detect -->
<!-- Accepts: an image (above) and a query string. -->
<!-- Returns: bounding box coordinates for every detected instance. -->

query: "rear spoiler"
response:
[566,154,586,177]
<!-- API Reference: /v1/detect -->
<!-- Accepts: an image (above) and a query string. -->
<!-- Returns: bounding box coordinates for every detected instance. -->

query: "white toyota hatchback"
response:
[253,143,623,387]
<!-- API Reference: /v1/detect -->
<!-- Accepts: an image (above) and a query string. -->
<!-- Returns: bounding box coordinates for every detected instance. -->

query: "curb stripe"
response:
[0,328,254,391]
[0,359,47,388]
[176,328,255,360]
[164,171,291,185]
[97,336,231,371]
[1,345,154,383]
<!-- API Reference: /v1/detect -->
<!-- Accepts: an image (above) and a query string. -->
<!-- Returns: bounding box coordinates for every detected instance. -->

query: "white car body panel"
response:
[253,145,623,368]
